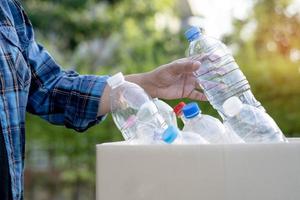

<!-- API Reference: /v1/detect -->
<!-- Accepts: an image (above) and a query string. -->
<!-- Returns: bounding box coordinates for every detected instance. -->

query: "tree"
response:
[224,0,300,136]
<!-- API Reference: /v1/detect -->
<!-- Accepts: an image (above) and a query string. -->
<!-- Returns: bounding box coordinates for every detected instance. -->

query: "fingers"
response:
[169,58,201,74]
[187,90,207,101]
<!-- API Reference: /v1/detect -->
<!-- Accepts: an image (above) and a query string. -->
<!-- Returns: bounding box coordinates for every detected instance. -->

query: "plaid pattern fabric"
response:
[0,1,108,199]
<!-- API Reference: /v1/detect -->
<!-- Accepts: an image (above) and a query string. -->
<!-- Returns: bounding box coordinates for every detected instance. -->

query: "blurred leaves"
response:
[23,0,300,199]
[24,0,181,198]
[225,0,300,135]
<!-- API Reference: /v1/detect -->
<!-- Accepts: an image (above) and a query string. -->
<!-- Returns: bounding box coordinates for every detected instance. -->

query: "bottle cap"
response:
[107,72,125,88]
[173,102,186,116]
[162,125,179,144]
[182,102,201,119]
[223,96,243,117]
[184,26,201,42]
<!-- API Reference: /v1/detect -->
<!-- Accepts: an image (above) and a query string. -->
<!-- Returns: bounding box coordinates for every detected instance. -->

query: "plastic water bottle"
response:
[174,101,242,143]
[153,98,178,128]
[182,102,244,144]
[161,126,208,144]
[223,97,286,143]
[135,100,168,141]
[173,102,187,124]
[184,26,263,119]
[107,72,166,140]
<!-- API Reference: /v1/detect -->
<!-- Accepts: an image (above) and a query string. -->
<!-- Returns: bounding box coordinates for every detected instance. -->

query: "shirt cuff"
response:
[65,75,110,132]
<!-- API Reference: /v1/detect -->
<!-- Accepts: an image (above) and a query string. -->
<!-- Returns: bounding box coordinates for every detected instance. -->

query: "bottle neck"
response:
[185,113,202,121]
[110,81,124,89]
[188,33,201,42]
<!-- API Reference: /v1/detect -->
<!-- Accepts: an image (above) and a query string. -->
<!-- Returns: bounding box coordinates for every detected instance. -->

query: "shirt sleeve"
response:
[10,0,109,132]
[26,42,109,132]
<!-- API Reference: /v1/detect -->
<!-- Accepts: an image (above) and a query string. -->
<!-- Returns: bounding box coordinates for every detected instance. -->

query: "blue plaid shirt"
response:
[0,1,108,199]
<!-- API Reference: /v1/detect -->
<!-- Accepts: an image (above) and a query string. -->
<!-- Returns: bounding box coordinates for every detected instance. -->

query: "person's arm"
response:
[25,41,109,132]
[9,0,108,132]
[98,59,206,115]
[12,0,205,132]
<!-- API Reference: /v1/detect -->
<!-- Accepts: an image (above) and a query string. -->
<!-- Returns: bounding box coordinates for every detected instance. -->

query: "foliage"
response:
[224,0,300,136]
[22,0,300,199]
[23,0,185,199]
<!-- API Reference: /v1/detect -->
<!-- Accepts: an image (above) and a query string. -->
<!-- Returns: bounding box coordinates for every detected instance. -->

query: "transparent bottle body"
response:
[153,98,178,128]
[173,131,209,144]
[224,104,286,143]
[110,81,151,140]
[135,101,168,141]
[183,114,243,144]
[187,36,263,119]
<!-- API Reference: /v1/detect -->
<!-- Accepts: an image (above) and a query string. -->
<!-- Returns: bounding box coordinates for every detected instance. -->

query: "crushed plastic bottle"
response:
[107,72,161,140]
[161,125,208,144]
[185,26,263,119]
[135,101,168,141]
[182,102,244,144]
[223,97,286,143]
[173,102,186,124]
[153,98,177,128]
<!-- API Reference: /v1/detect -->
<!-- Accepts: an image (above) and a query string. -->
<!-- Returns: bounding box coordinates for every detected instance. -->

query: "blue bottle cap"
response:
[184,26,201,42]
[182,102,201,119]
[162,125,179,144]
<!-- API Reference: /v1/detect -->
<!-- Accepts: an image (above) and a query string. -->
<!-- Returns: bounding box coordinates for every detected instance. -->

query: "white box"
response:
[96,139,300,200]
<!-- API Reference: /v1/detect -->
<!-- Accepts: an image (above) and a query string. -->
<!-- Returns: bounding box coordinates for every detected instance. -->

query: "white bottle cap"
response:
[107,72,125,88]
[223,96,243,117]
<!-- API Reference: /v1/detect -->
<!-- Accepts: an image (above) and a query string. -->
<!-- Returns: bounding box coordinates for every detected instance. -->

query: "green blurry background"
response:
[22,0,300,199]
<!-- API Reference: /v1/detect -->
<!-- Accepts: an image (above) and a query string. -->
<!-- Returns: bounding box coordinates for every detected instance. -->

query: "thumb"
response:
[169,58,201,75]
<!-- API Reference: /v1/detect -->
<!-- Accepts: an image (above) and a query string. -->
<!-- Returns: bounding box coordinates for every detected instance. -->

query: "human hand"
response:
[138,58,207,101]
[99,58,206,115]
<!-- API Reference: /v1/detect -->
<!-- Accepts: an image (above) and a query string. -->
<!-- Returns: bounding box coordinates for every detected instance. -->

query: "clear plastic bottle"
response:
[173,102,187,124]
[223,97,286,143]
[184,26,263,119]
[107,72,166,140]
[161,125,208,144]
[182,102,243,144]
[135,101,168,141]
[153,98,178,128]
